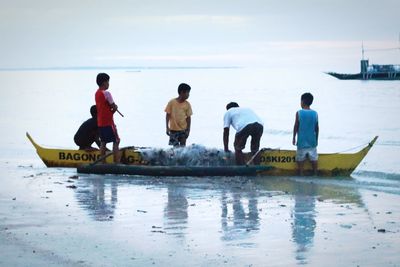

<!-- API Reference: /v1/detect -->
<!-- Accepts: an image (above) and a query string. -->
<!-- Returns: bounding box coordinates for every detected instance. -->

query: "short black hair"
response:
[226,102,239,110]
[178,83,191,94]
[301,93,314,106]
[90,105,97,118]
[96,73,110,87]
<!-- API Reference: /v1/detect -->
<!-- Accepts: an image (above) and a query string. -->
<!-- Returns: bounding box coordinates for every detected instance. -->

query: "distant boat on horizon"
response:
[327,59,400,80]
[327,41,400,80]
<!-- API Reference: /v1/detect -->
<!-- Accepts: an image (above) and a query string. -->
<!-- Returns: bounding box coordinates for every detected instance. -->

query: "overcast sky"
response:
[0,0,399,68]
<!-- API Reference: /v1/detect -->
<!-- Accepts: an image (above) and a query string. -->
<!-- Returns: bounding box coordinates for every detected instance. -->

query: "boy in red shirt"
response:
[95,73,120,163]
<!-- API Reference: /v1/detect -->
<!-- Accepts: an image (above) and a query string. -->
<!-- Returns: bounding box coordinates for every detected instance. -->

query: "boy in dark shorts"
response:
[165,83,193,147]
[74,105,101,150]
[95,73,120,163]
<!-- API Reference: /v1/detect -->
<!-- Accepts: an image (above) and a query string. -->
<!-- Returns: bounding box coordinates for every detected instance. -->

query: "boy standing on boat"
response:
[95,73,120,163]
[292,92,319,175]
[74,105,101,150]
[223,102,264,165]
[165,83,193,147]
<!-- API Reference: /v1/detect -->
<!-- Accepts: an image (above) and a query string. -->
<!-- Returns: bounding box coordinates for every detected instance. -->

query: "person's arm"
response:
[185,116,191,137]
[165,113,170,136]
[315,122,319,146]
[94,130,101,148]
[223,127,230,152]
[88,119,101,149]
[104,91,118,113]
[185,103,193,138]
[292,112,299,145]
[110,103,118,113]
[185,116,192,138]
[95,139,101,149]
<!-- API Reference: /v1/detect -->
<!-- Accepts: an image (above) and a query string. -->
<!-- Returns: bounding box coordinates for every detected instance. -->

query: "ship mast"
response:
[362,41,365,60]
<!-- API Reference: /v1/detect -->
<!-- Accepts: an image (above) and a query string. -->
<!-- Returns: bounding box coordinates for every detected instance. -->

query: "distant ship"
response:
[327,60,400,80]
[327,41,400,80]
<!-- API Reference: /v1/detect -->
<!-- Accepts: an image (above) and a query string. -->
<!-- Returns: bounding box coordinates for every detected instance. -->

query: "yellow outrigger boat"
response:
[27,132,378,176]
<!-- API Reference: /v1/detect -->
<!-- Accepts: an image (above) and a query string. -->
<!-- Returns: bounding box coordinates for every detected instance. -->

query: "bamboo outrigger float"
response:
[77,164,272,177]
[27,132,378,177]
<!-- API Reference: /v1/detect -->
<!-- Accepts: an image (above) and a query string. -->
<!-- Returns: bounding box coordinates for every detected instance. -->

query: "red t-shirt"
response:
[95,89,114,127]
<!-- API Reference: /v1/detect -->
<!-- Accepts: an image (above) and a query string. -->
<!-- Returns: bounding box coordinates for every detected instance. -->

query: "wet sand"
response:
[1,160,399,267]
[1,52,399,266]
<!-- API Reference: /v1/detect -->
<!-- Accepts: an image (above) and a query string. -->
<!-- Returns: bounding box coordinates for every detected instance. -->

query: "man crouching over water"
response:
[223,102,264,165]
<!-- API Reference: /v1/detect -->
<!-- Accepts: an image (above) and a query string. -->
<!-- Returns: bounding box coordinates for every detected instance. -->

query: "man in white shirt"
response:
[223,102,264,165]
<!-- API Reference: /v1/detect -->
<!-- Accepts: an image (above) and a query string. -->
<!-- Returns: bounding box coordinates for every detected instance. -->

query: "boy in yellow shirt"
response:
[165,83,193,147]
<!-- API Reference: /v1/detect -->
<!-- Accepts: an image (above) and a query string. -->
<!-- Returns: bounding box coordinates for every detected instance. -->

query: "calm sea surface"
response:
[0,64,399,266]
[2,65,399,173]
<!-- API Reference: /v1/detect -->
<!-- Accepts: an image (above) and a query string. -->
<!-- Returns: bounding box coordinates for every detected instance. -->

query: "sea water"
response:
[0,65,399,266]
[2,66,399,172]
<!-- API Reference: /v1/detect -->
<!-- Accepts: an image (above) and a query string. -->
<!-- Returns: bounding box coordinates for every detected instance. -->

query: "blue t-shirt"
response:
[297,109,318,149]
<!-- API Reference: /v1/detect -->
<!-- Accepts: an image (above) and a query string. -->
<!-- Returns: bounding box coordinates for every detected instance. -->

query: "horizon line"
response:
[0,65,243,72]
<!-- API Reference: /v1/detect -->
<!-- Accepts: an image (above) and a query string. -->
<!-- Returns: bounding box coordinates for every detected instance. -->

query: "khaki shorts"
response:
[296,147,318,161]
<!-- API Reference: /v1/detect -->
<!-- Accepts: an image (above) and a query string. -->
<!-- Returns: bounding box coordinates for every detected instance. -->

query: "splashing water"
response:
[140,144,235,166]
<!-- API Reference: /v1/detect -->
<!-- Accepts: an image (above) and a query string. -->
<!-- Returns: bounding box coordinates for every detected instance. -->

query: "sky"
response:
[0,0,399,68]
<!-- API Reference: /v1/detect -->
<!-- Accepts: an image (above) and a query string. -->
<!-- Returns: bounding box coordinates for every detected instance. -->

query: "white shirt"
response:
[223,107,264,133]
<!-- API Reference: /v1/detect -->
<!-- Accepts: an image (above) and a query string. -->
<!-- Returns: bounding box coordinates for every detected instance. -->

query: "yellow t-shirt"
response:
[165,98,193,131]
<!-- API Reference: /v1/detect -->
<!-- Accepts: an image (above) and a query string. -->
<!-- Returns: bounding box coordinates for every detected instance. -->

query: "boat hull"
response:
[327,72,400,80]
[27,133,378,177]
[26,132,143,167]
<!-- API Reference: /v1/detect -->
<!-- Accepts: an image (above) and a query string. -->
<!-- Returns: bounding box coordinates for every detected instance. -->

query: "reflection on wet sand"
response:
[164,185,188,238]
[292,189,317,264]
[73,175,364,263]
[220,189,260,244]
[75,178,118,221]
[255,177,363,265]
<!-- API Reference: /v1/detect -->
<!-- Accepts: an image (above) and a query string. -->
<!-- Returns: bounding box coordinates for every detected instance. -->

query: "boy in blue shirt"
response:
[292,93,319,175]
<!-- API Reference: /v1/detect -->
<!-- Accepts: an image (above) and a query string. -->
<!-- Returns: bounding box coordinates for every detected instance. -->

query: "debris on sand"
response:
[137,210,147,213]
[151,230,166,233]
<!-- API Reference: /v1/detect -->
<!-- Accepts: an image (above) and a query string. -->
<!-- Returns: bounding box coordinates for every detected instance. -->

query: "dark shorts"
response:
[74,135,96,149]
[234,122,263,152]
[99,125,118,144]
[169,130,187,147]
